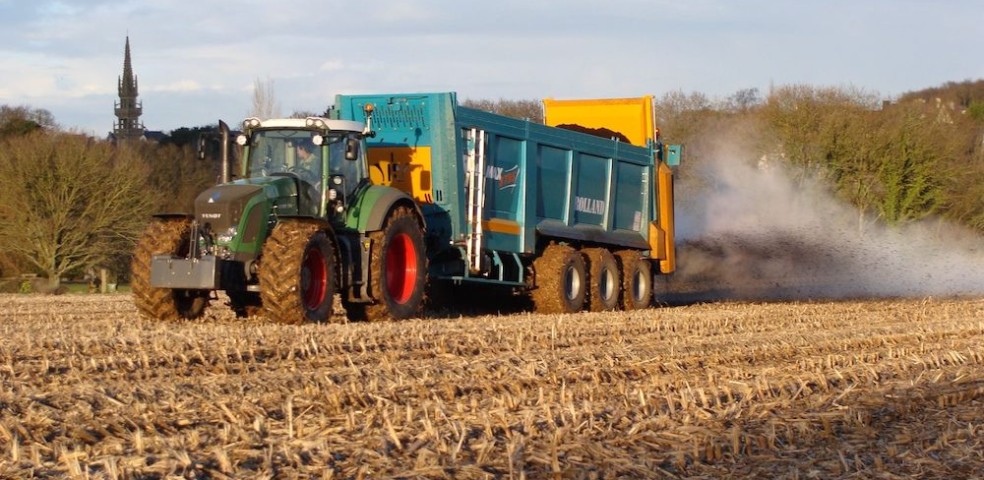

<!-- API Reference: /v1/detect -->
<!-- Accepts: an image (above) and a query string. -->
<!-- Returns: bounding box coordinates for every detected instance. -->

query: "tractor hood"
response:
[194,175,315,248]
[195,183,264,234]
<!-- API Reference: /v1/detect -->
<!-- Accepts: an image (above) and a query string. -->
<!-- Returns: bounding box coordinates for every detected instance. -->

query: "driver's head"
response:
[295,140,313,159]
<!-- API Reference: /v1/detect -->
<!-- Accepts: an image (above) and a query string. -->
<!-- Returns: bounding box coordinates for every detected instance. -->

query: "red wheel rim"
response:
[385,232,417,304]
[302,245,327,309]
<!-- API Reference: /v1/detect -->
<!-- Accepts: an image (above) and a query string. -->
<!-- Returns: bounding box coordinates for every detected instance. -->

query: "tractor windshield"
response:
[246,130,323,185]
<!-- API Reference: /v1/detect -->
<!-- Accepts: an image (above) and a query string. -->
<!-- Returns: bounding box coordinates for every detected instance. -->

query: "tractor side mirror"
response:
[345,138,360,161]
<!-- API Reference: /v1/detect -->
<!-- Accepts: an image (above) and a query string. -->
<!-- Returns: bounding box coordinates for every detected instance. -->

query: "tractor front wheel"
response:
[259,220,338,324]
[131,218,209,321]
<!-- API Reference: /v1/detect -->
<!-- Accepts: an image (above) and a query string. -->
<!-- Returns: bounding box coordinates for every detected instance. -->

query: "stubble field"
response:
[0,294,983,479]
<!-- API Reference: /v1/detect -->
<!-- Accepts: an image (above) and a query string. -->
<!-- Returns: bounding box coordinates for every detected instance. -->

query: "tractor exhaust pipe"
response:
[219,120,230,184]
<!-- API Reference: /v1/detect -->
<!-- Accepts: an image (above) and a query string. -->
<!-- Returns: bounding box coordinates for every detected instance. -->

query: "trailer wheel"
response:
[532,244,587,314]
[131,218,209,321]
[260,220,337,324]
[346,206,426,321]
[584,248,621,312]
[616,250,652,310]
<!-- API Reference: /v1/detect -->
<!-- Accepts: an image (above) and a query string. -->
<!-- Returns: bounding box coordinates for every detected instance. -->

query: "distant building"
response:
[109,37,168,143]
[112,36,147,142]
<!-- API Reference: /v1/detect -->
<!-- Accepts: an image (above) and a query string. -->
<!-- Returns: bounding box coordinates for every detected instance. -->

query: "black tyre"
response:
[345,206,426,321]
[224,262,261,317]
[259,220,337,324]
[228,291,262,318]
[532,244,587,314]
[584,248,621,312]
[616,250,652,310]
[425,279,457,314]
[131,218,209,321]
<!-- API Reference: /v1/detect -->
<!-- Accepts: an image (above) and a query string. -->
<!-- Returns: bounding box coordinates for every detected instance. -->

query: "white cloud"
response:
[146,80,204,93]
[318,60,344,72]
[0,0,980,132]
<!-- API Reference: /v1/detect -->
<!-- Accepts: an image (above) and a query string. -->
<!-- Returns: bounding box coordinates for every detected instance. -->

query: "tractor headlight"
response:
[305,117,328,129]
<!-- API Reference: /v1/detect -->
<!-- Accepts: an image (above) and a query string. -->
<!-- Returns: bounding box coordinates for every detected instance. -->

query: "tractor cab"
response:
[237,117,369,218]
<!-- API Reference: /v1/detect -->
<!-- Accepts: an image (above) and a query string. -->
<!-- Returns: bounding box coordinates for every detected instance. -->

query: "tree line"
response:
[0,112,215,291]
[0,79,981,291]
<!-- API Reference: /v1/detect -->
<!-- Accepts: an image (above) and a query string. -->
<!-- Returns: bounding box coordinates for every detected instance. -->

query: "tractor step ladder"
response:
[464,128,487,274]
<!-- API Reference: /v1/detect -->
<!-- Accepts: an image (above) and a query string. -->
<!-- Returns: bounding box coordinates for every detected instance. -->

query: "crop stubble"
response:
[0,294,982,478]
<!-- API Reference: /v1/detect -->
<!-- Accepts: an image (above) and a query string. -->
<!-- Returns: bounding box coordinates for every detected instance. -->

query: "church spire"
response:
[121,36,136,97]
[114,36,144,141]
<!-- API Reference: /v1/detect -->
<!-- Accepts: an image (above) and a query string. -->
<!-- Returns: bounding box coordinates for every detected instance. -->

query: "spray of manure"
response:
[663,127,984,304]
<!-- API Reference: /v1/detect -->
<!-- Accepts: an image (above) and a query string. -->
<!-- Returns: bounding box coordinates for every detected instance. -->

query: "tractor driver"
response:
[293,139,322,185]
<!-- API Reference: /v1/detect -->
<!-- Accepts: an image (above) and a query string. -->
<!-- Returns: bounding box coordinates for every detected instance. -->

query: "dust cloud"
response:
[663,130,984,304]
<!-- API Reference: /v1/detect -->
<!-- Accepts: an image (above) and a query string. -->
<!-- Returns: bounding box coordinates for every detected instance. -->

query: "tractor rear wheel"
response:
[584,248,620,312]
[131,218,209,321]
[345,206,426,322]
[532,244,587,314]
[616,250,652,310]
[259,220,337,324]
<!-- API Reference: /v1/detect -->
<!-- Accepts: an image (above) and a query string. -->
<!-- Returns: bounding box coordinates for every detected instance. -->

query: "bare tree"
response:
[0,132,153,290]
[462,98,543,123]
[725,88,763,113]
[289,110,322,119]
[134,141,217,213]
[0,105,57,131]
[654,90,713,146]
[250,77,281,119]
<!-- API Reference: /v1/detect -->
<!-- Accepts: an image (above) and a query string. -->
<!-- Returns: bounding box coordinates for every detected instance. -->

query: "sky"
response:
[1,0,981,136]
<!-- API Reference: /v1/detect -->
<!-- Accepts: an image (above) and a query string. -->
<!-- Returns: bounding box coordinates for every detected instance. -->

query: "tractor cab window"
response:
[324,133,366,197]
[246,130,323,186]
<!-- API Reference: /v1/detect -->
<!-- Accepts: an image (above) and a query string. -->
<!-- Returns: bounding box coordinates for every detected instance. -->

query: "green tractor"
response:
[131,112,427,323]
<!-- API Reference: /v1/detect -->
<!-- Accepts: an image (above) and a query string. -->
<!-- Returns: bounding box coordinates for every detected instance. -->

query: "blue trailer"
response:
[334,92,678,313]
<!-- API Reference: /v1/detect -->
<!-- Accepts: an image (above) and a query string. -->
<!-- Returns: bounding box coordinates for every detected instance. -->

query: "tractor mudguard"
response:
[348,185,423,233]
